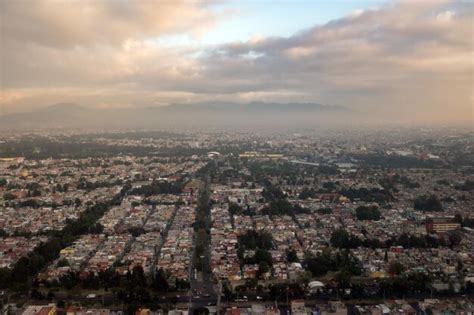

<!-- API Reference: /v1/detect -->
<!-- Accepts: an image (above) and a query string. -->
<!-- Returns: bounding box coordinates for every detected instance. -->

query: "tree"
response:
[74,198,82,207]
[298,188,315,200]
[257,261,270,278]
[127,226,145,237]
[0,178,7,187]
[355,205,381,221]
[238,230,273,250]
[250,249,273,267]
[388,261,405,276]
[316,207,332,215]
[448,231,462,247]
[455,179,474,191]
[60,271,79,290]
[46,290,55,301]
[261,184,285,201]
[228,203,243,215]
[340,187,393,202]
[335,269,352,288]
[261,199,292,216]
[0,268,11,289]
[153,268,169,292]
[89,223,104,234]
[305,252,331,276]
[287,249,299,263]
[128,265,147,289]
[454,213,463,225]
[3,192,16,201]
[57,258,70,267]
[414,194,443,212]
[330,229,361,249]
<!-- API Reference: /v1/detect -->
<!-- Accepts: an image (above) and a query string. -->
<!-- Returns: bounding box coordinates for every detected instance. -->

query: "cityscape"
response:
[0,128,473,314]
[0,0,473,314]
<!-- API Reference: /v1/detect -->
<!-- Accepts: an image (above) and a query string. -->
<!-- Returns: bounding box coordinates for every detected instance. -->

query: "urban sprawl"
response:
[0,128,473,315]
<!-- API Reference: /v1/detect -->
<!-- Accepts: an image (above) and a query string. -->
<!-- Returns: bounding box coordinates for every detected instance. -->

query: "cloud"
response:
[0,0,472,124]
[196,0,473,123]
[0,0,217,48]
[0,90,23,106]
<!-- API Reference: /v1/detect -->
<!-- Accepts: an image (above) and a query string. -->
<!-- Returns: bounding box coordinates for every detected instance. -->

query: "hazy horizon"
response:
[1,0,473,126]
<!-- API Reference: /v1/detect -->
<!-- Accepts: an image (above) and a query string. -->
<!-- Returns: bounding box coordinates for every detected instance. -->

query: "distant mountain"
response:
[161,101,346,113]
[42,102,85,113]
[0,102,351,131]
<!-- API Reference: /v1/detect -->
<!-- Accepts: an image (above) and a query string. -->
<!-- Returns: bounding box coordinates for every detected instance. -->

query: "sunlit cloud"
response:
[0,0,472,124]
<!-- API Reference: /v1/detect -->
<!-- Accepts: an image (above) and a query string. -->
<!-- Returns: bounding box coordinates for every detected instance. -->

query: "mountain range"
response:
[0,102,350,131]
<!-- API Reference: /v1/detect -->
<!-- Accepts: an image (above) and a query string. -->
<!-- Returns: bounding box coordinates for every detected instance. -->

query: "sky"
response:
[0,0,473,125]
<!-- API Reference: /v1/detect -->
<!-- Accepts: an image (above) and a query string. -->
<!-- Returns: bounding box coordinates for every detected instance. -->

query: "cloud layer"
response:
[0,0,472,124]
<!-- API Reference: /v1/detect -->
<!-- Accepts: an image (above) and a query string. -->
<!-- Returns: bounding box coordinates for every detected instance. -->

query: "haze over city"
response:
[1,0,473,127]
[1,1,474,314]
